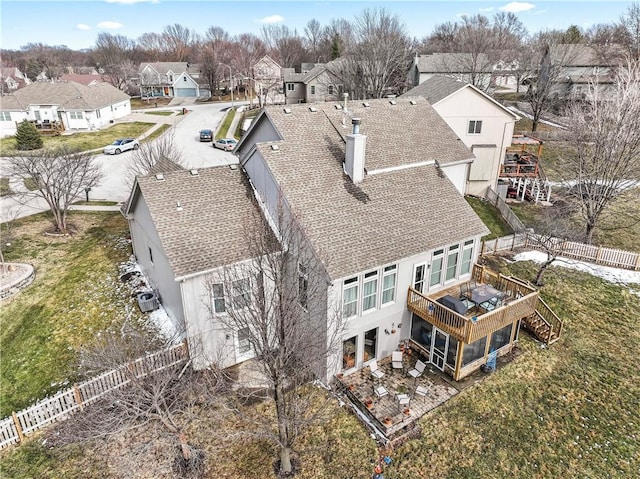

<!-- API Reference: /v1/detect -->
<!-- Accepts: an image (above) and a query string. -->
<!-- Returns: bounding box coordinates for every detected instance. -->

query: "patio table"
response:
[470,284,501,311]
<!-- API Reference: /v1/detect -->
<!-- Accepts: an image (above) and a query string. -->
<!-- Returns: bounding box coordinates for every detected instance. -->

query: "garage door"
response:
[175,88,197,97]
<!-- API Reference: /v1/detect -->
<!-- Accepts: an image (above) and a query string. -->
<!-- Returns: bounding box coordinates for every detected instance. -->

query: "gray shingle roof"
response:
[256,100,487,279]
[134,166,262,279]
[139,62,199,75]
[401,75,466,104]
[0,81,129,110]
[416,53,492,73]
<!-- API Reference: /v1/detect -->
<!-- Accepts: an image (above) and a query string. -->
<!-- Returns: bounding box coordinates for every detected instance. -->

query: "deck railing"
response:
[530,296,563,345]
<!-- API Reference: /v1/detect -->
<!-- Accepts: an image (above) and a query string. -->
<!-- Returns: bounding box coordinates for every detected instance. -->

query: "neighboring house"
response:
[59,74,104,86]
[408,53,493,90]
[252,55,282,95]
[492,58,523,91]
[0,80,131,138]
[127,98,551,384]
[401,75,519,197]
[547,44,620,100]
[282,63,342,104]
[0,66,31,94]
[138,62,210,99]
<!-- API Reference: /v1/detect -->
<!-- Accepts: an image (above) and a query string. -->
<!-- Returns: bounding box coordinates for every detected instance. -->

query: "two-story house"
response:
[138,62,209,99]
[127,98,552,385]
[0,80,131,138]
[282,63,342,104]
[408,53,494,90]
[401,75,519,197]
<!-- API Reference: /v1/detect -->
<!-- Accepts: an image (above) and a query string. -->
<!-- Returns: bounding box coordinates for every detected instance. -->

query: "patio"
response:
[336,349,459,437]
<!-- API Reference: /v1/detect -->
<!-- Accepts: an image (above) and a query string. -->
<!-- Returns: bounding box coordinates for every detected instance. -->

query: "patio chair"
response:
[481,296,502,312]
[414,384,429,400]
[408,360,426,383]
[395,393,410,411]
[370,359,385,380]
[391,351,403,369]
[459,283,475,309]
[374,385,389,400]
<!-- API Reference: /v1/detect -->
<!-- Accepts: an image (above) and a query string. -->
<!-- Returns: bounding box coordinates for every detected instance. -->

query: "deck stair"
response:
[522,297,563,345]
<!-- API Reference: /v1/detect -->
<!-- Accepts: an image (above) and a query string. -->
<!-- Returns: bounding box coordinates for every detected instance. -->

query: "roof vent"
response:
[271,144,280,151]
[176,201,183,212]
[389,100,397,105]
[334,104,343,110]
[229,163,238,170]
[308,106,317,112]
[362,102,370,107]
[409,99,417,105]
[155,173,164,181]
[283,107,292,114]
[189,169,199,176]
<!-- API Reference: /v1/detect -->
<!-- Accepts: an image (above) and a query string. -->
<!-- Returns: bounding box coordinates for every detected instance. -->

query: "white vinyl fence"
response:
[0,342,187,449]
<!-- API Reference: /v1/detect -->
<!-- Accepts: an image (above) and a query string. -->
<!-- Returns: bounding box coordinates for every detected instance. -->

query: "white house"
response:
[0,80,131,138]
[402,76,519,197]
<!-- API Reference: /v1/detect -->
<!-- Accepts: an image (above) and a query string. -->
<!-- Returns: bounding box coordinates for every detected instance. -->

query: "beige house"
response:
[282,63,342,104]
[402,75,519,197]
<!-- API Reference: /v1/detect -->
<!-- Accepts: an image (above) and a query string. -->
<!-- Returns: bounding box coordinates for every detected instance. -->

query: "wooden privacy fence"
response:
[484,188,527,233]
[481,232,640,271]
[0,342,188,449]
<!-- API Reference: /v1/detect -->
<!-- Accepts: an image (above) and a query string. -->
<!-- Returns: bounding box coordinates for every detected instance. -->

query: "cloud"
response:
[97,21,124,29]
[479,7,494,13]
[76,24,91,30]
[258,14,284,24]
[500,2,536,13]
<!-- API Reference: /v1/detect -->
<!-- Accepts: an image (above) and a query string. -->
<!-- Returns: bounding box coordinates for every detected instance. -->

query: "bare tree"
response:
[330,8,413,99]
[50,325,229,479]
[562,58,640,243]
[162,24,198,62]
[91,33,140,91]
[206,202,345,476]
[620,2,640,59]
[126,132,185,189]
[261,24,308,68]
[198,26,231,99]
[8,146,103,232]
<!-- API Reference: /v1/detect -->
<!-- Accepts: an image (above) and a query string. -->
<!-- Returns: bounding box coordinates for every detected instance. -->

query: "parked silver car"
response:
[214,138,238,151]
[103,138,140,155]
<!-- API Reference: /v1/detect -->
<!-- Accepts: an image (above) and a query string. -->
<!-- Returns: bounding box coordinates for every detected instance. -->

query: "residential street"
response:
[0,101,242,222]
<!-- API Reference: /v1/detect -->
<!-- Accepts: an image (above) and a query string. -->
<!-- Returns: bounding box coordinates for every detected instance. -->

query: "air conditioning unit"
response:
[137,291,159,313]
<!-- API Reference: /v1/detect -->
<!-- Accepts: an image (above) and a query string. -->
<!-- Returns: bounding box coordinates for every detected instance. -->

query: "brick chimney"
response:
[345,118,366,183]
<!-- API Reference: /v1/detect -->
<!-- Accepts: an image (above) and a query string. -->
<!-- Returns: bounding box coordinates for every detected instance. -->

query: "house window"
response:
[231,278,251,309]
[310,85,316,95]
[446,336,459,367]
[446,244,460,281]
[461,240,474,275]
[183,76,187,82]
[343,336,357,369]
[298,263,308,309]
[69,111,83,120]
[413,264,426,293]
[343,277,358,318]
[364,328,377,362]
[237,328,251,354]
[462,336,487,366]
[328,85,334,95]
[0,111,10,121]
[148,246,153,264]
[490,324,513,351]
[468,120,482,134]
[34,111,41,122]
[362,270,378,312]
[211,283,226,313]
[382,264,397,304]
[429,249,444,287]
[96,110,101,118]
[287,83,294,91]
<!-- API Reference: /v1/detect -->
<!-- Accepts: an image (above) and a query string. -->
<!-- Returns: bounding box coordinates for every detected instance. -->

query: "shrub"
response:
[15,120,43,150]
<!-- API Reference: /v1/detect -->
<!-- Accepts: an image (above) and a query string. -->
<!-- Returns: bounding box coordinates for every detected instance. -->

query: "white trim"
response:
[367,159,435,176]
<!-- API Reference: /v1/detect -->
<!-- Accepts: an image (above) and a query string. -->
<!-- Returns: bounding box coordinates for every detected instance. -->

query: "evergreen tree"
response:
[15,120,43,150]
[330,34,341,60]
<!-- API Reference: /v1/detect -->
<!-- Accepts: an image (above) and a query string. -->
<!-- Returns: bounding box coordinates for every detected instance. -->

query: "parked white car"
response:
[103,138,140,155]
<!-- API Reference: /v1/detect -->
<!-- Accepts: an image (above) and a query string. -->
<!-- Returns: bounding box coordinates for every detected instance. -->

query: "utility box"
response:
[137,292,159,313]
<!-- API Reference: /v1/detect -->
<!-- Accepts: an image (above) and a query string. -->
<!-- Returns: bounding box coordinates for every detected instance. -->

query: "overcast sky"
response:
[1,1,636,51]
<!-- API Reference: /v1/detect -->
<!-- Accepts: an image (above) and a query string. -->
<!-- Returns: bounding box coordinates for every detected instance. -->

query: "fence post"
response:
[11,412,23,444]
[635,254,640,271]
[595,246,603,264]
[511,234,516,250]
[73,384,84,411]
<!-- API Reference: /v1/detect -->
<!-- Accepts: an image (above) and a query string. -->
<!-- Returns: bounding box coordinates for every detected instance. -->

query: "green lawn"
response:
[216,107,237,140]
[0,212,147,417]
[466,196,514,240]
[0,122,155,155]
[143,110,174,116]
